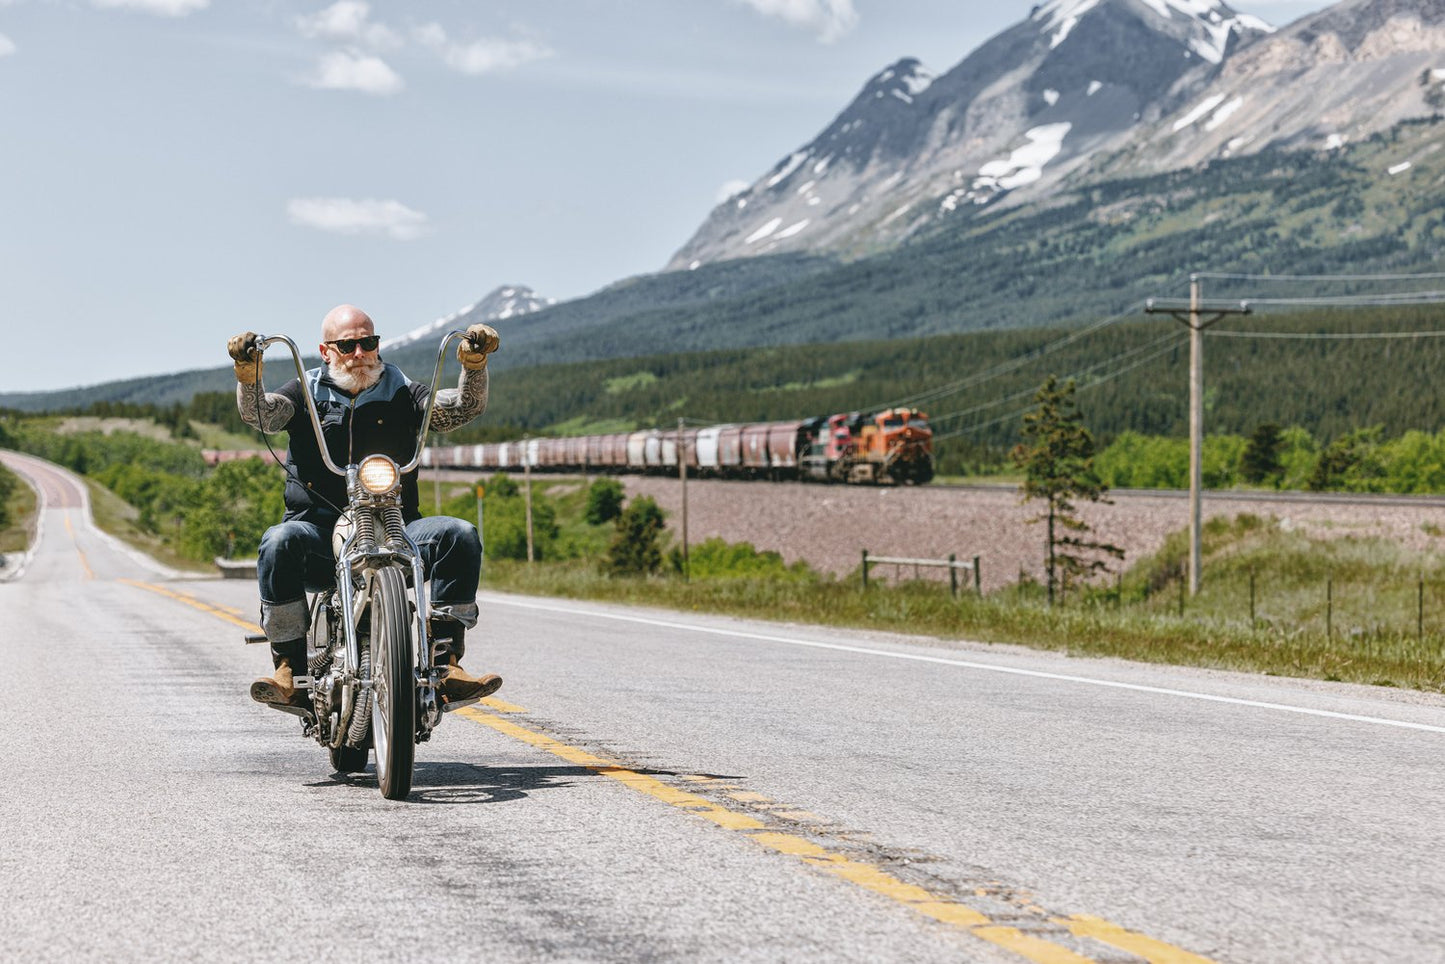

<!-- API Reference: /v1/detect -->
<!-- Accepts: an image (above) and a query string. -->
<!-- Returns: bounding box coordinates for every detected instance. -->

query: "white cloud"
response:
[91,0,209,15]
[414,23,553,75]
[0,33,15,58]
[736,0,858,43]
[305,49,403,95]
[295,1,401,50]
[444,38,553,74]
[287,198,430,241]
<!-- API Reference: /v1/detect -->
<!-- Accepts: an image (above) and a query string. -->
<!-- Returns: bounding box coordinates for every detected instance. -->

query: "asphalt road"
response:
[3,452,1444,964]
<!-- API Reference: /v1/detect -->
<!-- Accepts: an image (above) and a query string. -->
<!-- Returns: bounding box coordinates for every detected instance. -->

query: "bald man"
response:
[228,305,502,711]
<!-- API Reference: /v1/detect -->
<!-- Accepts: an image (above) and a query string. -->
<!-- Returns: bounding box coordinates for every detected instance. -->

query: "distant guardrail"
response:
[214,557,258,579]
[861,550,980,597]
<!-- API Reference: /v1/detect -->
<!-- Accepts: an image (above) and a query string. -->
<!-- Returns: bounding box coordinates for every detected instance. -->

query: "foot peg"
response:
[265,702,314,722]
[243,633,268,645]
[442,696,483,712]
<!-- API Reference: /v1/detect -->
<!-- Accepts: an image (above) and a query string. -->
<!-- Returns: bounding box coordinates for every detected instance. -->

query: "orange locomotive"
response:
[800,408,934,485]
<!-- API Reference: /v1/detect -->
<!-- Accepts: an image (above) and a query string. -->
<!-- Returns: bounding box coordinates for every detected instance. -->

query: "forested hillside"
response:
[12,303,1445,472]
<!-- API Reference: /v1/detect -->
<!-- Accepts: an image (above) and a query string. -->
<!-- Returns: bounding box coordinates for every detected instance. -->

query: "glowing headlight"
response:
[358,455,400,494]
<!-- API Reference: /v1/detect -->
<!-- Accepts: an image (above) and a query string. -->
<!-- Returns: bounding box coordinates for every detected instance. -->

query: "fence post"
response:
[974,556,981,596]
[1326,577,1333,641]
[1419,577,1424,642]
[1249,569,1256,625]
[948,553,958,599]
[861,549,869,591]
[1178,575,1185,617]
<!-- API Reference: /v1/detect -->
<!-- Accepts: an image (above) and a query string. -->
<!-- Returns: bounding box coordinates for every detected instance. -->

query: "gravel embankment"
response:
[611,478,1445,591]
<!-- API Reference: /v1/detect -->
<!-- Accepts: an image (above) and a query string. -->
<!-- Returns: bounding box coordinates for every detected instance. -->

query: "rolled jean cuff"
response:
[431,601,478,629]
[261,597,309,642]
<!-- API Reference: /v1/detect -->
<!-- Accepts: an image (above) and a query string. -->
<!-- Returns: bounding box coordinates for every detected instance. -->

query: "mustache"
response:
[327,353,384,390]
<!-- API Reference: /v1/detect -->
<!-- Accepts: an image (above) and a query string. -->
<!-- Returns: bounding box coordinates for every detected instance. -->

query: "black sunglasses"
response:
[326,335,381,353]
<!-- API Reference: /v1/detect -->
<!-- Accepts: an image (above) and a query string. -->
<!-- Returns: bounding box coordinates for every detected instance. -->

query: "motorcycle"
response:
[243,330,478,800]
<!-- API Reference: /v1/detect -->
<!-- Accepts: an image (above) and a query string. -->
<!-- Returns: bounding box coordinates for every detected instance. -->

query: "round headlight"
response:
[358,455,400,494]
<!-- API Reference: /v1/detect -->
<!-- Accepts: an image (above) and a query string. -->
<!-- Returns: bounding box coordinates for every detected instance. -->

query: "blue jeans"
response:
[257,515,481,656]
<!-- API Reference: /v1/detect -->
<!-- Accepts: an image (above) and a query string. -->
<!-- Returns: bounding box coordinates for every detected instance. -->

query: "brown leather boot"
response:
[250,659,309,709]
[440,659,502,704]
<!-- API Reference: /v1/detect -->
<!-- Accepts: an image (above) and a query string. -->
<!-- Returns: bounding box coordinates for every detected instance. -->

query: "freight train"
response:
[421,407,934,485]
[203,408,934,485]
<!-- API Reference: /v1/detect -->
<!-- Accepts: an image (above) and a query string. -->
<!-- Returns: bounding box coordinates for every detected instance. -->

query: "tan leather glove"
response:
[458,323,499,370]
[227,331,261,385]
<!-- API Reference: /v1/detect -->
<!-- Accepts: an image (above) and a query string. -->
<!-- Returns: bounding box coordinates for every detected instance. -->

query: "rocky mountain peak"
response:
[667,0,1272,271]
[1032,0,1270,63]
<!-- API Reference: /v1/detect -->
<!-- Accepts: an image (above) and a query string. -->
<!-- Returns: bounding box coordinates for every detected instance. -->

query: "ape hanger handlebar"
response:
[254,330,470,479]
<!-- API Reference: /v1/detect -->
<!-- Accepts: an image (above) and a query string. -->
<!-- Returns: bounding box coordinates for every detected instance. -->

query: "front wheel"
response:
[371,565,416,800]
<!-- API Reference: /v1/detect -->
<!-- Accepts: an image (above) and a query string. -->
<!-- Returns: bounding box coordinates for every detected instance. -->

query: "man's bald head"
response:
[321,304,375,343]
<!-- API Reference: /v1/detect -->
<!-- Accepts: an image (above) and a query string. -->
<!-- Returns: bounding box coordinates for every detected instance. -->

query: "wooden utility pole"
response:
[1146,276,1250,596]
[678,417,689,581]
[523,435,534,563]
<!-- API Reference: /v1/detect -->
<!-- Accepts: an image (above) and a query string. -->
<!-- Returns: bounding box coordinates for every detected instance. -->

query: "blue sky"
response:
[0,0,1329,392]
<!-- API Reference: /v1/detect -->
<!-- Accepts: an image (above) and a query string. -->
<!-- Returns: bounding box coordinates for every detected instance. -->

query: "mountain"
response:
[670,0,1445,269]
[668,0,1272,269]
[1099,0,1445,175]
[379,284,553,351]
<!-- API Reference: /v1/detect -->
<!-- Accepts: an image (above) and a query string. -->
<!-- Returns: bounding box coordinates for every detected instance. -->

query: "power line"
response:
[1208,328,1445,340]
[931,334,1187,442]
[1241,292,1445,306]
[871,302,1145,413]
[1197,270,1445,282]
[929,330,1182,427]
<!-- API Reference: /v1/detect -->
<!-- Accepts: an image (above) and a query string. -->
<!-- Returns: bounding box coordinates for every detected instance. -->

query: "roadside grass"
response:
[0,467,38,555]
[479,510,1445,693]
[82,478,212,574]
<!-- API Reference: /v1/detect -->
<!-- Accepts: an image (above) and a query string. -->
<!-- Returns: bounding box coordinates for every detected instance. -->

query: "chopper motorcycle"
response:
[243,329,484,800]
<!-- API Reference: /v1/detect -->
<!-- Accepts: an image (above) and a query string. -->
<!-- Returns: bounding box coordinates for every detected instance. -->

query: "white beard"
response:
[328,354,384,394]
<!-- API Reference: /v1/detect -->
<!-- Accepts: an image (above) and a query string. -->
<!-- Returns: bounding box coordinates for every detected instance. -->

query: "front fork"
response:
[317,535,442,743]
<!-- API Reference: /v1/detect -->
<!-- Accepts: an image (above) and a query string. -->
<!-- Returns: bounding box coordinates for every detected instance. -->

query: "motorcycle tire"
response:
[371,565,416,800]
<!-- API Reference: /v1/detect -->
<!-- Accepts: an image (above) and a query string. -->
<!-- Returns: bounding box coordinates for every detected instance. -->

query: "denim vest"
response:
[276,363,430,526]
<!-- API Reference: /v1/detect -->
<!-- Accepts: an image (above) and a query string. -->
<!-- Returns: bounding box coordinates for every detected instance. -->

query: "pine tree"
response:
[1011,376,1123,604]
[605,496,666,576]
[1241,423,1283,485]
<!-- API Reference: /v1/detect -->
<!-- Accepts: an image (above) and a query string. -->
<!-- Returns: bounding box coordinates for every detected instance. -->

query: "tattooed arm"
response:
[427,365,489,434]
[236,379,296,434]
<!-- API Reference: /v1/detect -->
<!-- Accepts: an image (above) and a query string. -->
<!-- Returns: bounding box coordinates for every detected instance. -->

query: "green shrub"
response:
[583,478,624,525]
[677,538,816,582]
[485,473,519,499]
[0,463,16,530]
[179,458,284,559]
[605,496,666,576]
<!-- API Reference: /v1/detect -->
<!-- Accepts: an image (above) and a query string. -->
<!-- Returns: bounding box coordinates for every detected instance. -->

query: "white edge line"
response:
[487,595,1445,736]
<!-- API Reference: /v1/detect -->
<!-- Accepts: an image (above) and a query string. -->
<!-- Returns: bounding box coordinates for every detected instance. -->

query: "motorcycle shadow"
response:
[311,762,709,806]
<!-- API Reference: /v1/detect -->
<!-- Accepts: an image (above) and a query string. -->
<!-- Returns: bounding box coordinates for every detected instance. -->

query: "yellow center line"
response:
[457,705,1200,964]
[151,593,1216,964]
[63,513,94,580]
[120,579,262,633]
[1056,915,1217,964]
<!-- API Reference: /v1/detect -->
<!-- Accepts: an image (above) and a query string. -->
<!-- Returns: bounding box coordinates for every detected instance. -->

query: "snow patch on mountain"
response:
[381,285,553,351]
[976,123,1073,190]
